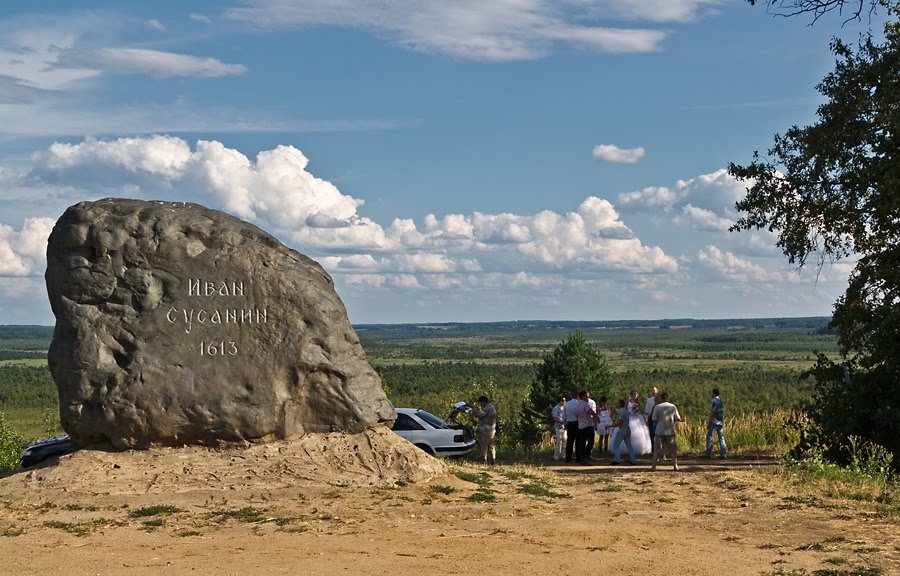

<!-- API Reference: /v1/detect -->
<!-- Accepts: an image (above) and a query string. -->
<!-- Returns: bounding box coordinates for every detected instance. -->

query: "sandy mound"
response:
[4,426,444,497]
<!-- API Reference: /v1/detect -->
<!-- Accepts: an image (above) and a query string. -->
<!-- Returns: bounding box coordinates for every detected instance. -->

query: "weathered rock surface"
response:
[46,199,396,448]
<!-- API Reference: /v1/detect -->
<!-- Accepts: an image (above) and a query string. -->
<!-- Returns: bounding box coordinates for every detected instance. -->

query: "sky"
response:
[0,1,883,325]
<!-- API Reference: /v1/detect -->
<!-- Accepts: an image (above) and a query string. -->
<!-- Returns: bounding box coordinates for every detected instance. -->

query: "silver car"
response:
[392,408,476,457]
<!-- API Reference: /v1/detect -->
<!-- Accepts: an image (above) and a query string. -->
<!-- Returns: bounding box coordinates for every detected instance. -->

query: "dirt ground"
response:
[0,435,897,576]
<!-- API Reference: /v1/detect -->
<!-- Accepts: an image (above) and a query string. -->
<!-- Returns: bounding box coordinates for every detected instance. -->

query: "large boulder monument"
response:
[46,199,396,449]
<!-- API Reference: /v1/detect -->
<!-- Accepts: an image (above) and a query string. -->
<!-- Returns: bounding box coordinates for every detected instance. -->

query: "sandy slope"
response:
[0,442,896,576]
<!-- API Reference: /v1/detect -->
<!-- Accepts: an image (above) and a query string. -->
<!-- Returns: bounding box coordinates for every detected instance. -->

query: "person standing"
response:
[475,395,497,465]
[650,392,682,471]
[626,389,652,456]
[574,391,597,464]
[551,395,566,461]
[608,399,636,465]
[585,391,598,458]
[705,387,727,459]
[595,396,613,454]
[564,392,580,463]
[645,386,659,448]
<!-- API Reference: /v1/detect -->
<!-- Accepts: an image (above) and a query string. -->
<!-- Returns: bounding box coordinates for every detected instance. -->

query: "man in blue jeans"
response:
[705,387,727,459]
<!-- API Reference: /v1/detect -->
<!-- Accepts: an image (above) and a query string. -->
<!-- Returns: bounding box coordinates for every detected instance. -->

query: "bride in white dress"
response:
[608,389,653,456]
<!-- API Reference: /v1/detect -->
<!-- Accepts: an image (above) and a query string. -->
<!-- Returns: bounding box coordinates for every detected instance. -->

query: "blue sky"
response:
[0,1,880,324]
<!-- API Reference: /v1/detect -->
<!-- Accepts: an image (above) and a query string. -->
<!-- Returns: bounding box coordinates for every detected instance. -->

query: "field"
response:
[2,320,899,575]
[0,319,836,454]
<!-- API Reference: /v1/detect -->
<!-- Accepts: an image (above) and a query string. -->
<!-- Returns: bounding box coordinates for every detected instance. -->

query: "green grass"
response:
[209,506,269,524]
[468,490,496,503]
[141,518,166,532]
[128,505,183,518]
[429,485,456,495]
[517,483,568,499]
[454,470,492,486]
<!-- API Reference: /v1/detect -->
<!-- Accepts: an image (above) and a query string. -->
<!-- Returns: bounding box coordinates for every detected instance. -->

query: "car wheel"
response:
[413,443,435,455]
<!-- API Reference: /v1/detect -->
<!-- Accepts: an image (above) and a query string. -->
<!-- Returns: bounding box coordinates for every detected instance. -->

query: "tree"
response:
[748,0,895,24]
[729,12,900,463]
[517,331,612,446]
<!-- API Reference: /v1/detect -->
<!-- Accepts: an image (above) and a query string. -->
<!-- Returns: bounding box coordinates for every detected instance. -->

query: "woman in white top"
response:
[595,396,613,454]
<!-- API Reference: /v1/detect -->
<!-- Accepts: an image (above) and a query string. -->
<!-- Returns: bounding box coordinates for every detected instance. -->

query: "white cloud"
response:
[618,168,749,233]
[189,13,212,24]
[225,0,669,61]
[674,205,733,232]
[53,48,246,78]
[617,186,677,211]
[696,245,773,282]
[592,143,645,164]
[21,135,679,295]
[146,19,166,32]
[0,217,55,275]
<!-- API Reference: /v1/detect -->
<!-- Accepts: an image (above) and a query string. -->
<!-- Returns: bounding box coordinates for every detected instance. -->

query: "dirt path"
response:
[1,451,896,576]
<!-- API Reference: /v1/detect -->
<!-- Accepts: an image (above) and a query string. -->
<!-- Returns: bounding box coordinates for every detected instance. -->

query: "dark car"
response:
[20,435,74,468]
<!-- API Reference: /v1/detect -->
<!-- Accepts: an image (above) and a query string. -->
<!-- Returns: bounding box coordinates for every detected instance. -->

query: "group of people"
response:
[551,387,727,469]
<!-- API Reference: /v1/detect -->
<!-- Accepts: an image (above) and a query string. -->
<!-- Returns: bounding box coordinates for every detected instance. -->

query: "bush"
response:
[0,412,26,472]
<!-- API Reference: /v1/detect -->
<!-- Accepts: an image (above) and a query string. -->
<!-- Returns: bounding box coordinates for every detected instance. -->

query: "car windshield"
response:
[415,410,449,429]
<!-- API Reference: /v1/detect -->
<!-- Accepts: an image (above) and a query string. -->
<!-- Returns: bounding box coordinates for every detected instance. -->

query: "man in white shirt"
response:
[650,392,682,471]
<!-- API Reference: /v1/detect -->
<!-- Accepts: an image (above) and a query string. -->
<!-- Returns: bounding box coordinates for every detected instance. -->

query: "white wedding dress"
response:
[608,402,652,456]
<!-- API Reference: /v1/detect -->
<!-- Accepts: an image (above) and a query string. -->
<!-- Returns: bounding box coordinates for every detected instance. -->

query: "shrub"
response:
[0,412,26,472]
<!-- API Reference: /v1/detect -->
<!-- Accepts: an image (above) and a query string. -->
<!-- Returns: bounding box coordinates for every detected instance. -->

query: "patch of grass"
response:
[128,505,183,518]
[812,568,881,576]
[455,470,491,486]
[141,518,165,532]
[273,517,297,527]
[594,485,623,493]
[823,558,849,566]
[761,569,808,576]
[210,506,269,524]
[42,519,112,537]
[429,485,456,495]
[824,535,846,543]
[468,490,496,503]
[2,526,24,537]
[758,543,781,549]
[851,547,880,554]
[517,483,567,499]
[174,529,202,537]
[500,470,540,481]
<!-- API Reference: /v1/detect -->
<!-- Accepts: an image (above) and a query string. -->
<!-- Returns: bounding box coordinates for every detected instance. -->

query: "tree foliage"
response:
[748,0,896,24]
[729,14,900,463]
[517,331,612,445]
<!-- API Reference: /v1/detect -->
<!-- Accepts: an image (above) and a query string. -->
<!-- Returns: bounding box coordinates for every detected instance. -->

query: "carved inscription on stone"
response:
[164,279,268,356]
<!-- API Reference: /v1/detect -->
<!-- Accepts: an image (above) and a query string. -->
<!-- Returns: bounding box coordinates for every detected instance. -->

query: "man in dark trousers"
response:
[574,390,597,465]
[563,391,579,463]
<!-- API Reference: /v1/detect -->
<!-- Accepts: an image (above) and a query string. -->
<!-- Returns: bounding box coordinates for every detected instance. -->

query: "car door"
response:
[391,413,425,443]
